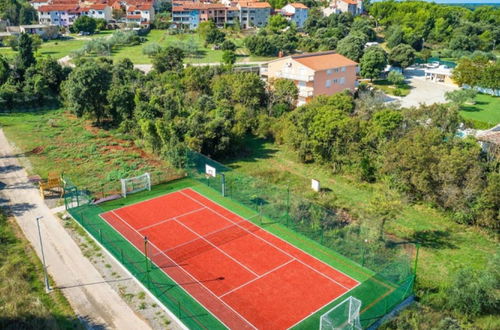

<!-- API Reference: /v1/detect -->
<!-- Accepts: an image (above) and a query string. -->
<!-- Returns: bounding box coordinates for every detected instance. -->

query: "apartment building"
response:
[323,0,363,17]
[37,4,80,27]
[125,3,155,26]
[261,51,358,105]
[80,4,113,21]
[172,1,272,29]
[280,3,308,28]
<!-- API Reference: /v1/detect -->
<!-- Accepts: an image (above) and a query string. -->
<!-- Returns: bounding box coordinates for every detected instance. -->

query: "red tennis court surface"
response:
[101,188,359,329]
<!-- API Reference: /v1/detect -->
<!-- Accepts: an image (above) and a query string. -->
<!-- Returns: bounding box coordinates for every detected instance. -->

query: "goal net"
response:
[121,173,151,197]
[320,296,362,330]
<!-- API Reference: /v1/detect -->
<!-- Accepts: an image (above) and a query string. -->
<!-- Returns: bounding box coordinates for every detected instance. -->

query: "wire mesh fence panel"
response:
[320,296,362,330]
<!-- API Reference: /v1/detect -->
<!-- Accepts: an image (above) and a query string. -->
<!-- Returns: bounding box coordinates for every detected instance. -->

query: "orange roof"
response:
[292,52,358,71]
[127,5,137,10]
[127,14,142,18]
[289,3,308,9]
[38,4,78,12]
[245,2,271,8]
[89,4,108,9]
[342,0,357,5]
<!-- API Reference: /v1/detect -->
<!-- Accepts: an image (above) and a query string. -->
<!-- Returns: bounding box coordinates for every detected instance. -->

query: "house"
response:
[37,4,80,27]
[323,0,363,17]
[125,2,154,27]
[85,4,113,21]
[280,3,308,28]
[18,24,60,39]
[237,1,271,29]
[261,51,358,105]
[424,65,454,85]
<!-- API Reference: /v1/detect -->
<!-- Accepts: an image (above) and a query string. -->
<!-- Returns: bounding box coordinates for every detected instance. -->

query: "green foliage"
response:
[221,50,236,66]
[389,44,415,69]
[73,16,97,34]
[0,0,37,25]
[360,46,387,80]
[220,40,236,51]
[336,33,366,62]
[267,78,298,116]
[205,28,226,45]
[152,46,185,73]
[445,89,477,105]
[16,33,35,72]
[244,35,278,56]
[387,71,405,86]
[453,56,499,89]
[267,14,289,32]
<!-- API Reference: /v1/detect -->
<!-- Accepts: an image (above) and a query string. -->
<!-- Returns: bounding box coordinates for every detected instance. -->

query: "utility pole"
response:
[36,216,50,293]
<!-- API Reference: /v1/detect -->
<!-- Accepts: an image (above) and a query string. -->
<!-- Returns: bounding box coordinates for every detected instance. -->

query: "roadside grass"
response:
[460,94,500,129]
[0,211,81,329]
[0,109,180,194]
[372,79,411,97]
[224,138,498,322]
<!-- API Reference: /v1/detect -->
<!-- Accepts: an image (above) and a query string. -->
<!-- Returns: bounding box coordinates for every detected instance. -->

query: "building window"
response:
[333,79,338,84]
[327,69,332,75]
[341,66,346,72]
[334,68,339,72]
[326,80,331,88]
[340,77,345,84]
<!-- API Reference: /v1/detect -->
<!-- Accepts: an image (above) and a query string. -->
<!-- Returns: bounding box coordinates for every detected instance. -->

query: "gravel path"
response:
[0,128,152,330]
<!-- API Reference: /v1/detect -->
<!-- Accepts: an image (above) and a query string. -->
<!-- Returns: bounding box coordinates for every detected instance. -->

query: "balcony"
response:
[277,71,314,82]
[298,86,313,97]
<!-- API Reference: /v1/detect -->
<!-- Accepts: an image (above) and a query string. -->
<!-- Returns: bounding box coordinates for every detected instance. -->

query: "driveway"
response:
[393,67,459,108]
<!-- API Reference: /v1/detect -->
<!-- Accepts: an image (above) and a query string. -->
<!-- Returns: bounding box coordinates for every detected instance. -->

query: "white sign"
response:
[311,179,320,192]
[205,164,216,177]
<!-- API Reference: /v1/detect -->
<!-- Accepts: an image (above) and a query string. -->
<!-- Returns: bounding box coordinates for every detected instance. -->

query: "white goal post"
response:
[320,296,362,330]
[121,172,151,197]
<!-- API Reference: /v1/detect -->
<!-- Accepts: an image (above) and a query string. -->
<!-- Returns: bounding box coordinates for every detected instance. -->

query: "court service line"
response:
[136,206,207,232]
[109,210,258,330]
[172,218,260,277]
[179,190,352,291]
[219,258,295,299]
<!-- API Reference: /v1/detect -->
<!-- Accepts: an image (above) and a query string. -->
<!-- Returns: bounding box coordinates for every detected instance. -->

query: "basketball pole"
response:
[36,216,50,293]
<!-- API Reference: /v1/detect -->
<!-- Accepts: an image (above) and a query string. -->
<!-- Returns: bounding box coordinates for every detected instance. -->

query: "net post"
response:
[144,236,150,288]
[221,173,226,197]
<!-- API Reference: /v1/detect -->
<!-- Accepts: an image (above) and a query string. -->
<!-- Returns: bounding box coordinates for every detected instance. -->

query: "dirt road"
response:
[0,129,152,330]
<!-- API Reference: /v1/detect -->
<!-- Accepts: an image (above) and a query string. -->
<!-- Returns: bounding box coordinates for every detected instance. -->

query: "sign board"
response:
[311,179,320,192]
[205,164,216,177]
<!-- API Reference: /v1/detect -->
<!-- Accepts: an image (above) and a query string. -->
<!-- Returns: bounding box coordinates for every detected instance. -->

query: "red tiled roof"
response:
[342,0,357,5]
[89,4,108,10]
[289,3,307,9]
[292,52,358,71]
[242,2,271,9]
[127,14,142,18]
[38,4,78,12]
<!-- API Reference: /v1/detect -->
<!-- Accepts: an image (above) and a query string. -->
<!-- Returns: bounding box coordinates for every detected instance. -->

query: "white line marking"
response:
[108,210,257,330]
[180,190,355,290]
[173,218,260,277]
[219,259,295,299]
[109,187,193,213]
[137,206,207,232]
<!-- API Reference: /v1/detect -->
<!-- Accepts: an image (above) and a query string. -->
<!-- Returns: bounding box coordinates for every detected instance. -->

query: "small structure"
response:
[424,65,454,84]
[323,0,363,17]
[476,124,500,160]
[39,172,63,199]
[280,3,309,28]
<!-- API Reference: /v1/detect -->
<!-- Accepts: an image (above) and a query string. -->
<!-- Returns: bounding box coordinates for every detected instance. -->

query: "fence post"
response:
[286,185,290,227]
[99,229,102,242]
[221,173,226,197]
[259,201,263,225]
[144,236,150,288]
[120,249,124,263]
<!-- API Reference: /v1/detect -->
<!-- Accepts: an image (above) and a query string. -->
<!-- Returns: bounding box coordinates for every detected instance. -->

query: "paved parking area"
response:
[392,67,459,108]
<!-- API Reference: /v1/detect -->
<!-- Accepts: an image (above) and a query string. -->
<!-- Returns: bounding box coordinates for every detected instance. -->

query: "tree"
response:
[197,21,216,41]
[30,34,42,51]
[386,25,403,48]
[244,35,278,56]
[360,46,387,81]
[368,189,402,240]
[336,34,365,62]
[35,57,65,93]
[221,50,236,66]
[205,28,226,45]
[268,78,298,116]
[0,55,10,85]
[444,89,477,106]
[267,14,289,32]
[152,46,185,73]
[62,61,112,124]
[387,70,405,85]
[16,33,35,72]
[221,40,236,51]
[389,44,415,71]
[73,16,97,34]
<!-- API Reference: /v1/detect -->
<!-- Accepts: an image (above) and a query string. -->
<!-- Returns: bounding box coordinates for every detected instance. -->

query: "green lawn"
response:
[1,30,276,65]
[460,93,500,128]
[372,79,411,97]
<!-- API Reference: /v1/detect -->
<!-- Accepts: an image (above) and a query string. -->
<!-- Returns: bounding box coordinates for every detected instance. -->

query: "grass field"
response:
[224,138,499,328]
[0,211,80,329]
[460,94,500,128]
[0,30,275,65]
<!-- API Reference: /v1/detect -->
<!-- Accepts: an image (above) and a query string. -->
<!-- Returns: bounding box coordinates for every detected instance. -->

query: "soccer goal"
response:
[320,296,362,330]
[121,172,151,197]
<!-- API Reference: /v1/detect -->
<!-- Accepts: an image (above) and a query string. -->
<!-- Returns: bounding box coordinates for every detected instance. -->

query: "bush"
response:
[142,43,162,57]
[221,40,236,51]
[388,71,405,85]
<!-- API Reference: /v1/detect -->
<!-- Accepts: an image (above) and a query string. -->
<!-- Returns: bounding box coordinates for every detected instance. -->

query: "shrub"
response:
[388,71,405,86]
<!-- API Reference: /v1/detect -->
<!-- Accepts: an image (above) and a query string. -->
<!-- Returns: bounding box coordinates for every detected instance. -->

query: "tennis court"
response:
[100,188,360,329]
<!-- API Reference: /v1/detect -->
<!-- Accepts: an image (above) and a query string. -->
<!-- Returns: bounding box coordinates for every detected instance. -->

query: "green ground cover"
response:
[0,30,275,65]
[372,79,411,97]
[0,211,81,329]
[460,94,500,128]
[224,138,499,328]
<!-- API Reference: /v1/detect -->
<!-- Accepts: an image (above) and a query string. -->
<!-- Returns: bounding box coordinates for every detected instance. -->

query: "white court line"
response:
[180,190,354,291]
[154,219,249,258]
[109,210,258,330]
[173,218,260,277]
[107,187,194,213]
[137,206,207,232]
[219,258,295,299]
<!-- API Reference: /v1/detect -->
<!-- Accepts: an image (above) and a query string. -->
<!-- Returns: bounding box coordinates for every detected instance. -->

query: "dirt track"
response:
[0,128,152,330]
